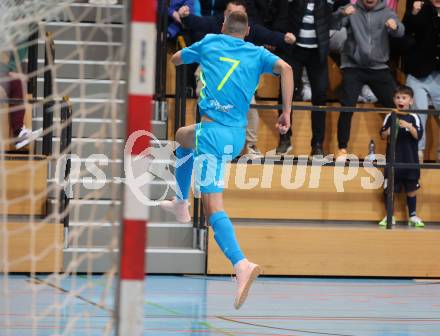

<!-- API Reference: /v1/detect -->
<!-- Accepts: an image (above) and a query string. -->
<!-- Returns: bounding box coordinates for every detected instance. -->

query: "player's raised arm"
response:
[273,59,293,134]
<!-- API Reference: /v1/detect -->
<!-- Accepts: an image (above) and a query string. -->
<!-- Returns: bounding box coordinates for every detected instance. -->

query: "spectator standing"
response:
[379,86,424,227]
[270,0,354,155]
[335,0,404,158]
[403,0,440,162]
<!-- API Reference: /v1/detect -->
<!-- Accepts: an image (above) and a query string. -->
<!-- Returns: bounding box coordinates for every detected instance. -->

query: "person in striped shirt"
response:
[271,0,354,156]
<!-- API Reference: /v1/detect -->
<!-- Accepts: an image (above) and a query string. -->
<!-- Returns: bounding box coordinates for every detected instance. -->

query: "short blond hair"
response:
[223,11,248,35]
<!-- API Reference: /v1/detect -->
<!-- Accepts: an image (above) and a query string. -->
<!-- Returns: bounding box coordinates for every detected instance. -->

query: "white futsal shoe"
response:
[15,127,42,149]
[233,259,261,309]
[159,198,191,223]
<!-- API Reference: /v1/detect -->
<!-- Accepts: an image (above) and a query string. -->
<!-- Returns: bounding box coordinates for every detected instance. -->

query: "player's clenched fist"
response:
[412,1,424,15]
[284,33,296,45]
[341,4,356,16]
[178,5,190,18]
[385,18,397,31]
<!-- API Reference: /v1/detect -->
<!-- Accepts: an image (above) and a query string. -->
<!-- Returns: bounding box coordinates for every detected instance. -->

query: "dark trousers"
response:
[0,74,25,136]
[279,46,328,147]
[338,67,396,149]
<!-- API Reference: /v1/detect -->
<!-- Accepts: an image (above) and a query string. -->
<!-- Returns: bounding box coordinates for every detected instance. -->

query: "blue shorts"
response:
[194,121,245,194]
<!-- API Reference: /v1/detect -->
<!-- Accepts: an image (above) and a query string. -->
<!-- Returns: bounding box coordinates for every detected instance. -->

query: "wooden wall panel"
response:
[0,222,63,273]
[207,226,440,277]
[0,156,47,215]
[223,164,440,222]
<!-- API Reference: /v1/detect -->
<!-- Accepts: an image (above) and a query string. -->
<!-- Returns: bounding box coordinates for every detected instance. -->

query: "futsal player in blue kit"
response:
[160,11,293,309]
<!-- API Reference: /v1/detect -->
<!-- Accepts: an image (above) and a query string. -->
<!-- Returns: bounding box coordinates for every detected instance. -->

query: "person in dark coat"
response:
[403,0,440,162]
[270,0,354,155]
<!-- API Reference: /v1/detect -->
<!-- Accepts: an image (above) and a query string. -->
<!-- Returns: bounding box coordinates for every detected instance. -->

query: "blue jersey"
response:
[181,34,280,127]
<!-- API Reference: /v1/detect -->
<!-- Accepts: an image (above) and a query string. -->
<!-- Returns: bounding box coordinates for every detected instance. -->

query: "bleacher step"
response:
[63,247,205,273]
[68,222,194,249]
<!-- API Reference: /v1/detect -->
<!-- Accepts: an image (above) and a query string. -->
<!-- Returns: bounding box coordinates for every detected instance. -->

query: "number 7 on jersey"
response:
[217,57,240,91]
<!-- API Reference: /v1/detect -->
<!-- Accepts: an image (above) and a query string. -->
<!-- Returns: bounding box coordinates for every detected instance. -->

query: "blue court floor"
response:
[1,274,440,335]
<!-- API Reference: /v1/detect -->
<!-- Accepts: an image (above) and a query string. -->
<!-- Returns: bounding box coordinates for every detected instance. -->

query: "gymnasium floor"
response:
[1,274,439,335]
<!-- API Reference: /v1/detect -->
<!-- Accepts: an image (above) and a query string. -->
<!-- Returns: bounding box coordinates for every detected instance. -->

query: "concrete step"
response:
[34,117,124,139]
[63,247,205,274]
[52,3,124,24]
[35,97,125,119]
[33,117,166,140]
[59,179,175,199]
[49,178,123,199]
[67,222,195,249]
[50,198,181,224]
[36,137,124,158]
[27,59,125,80]
[36,77,125,100]
[36,137,171,159]
[48,158,123,180]
[38,40,124,62]
[41,21,123,42]
[56,199,121,222]
[47,154,175,182]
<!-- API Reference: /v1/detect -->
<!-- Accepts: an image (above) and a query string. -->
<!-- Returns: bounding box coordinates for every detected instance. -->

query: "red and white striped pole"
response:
[117,0,156,335]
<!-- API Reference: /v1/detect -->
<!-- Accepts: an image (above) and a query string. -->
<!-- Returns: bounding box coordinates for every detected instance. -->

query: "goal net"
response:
[0,1,150,335]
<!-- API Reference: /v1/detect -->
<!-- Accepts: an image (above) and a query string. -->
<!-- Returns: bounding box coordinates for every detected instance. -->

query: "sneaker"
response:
[336,148,348,161]
[244,143,263,159]
[301,71,311,101]
[275,134,292,155]
[408,216,425,228]
[233,259,261,310]
[378,216,396,226]
[159,198,191,223]
[302,84,312,101]
[358,85,378,103]
[15,127,42,150]
[310,144,324,157]
[418,150,424,163]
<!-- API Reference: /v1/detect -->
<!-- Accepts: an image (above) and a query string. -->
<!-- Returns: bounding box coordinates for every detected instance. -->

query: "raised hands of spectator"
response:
[284,33,296,45]
[172,11,182,24]
[341,4,356,16]
[412,1,424,15]
[385,18,398,31]
[178,5,190,18]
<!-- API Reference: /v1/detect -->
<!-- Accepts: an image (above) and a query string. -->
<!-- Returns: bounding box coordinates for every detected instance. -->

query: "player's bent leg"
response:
[159,125,197,223]
[176,124,196,149]
[203,192,261,309]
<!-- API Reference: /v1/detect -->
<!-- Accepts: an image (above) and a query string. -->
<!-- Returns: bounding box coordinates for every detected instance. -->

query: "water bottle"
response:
[368,140,375,161]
